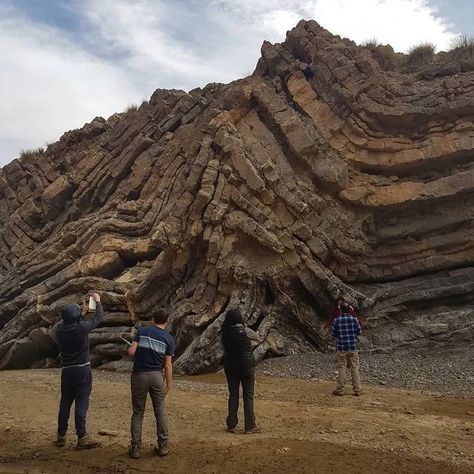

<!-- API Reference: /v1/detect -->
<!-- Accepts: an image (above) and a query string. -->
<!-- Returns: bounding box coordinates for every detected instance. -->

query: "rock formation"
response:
[0,20,473,373]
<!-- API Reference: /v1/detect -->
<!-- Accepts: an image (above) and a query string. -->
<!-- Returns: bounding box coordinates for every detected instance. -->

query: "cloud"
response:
[0,0,462,166]
[0,2,140,165]
[211,0,457,51]
[79,0,268,89]
[300,0,457,51]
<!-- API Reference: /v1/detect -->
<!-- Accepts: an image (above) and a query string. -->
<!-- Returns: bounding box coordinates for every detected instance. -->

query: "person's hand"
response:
[91,292,101,302]
[164,384,171,395]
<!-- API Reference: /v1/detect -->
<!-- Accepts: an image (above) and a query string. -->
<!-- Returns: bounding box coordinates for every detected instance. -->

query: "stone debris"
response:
[258,350,473,397]
[98,429,118,437]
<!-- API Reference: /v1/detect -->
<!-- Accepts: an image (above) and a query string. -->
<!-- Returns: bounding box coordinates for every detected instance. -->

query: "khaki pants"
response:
[131,371,168,449]
[336,351,361,394]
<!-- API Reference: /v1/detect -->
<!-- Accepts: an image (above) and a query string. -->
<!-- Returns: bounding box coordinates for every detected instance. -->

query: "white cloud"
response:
[0,0,461,166]
[0,4,140,165]
[211,0,457,51]
[300,0,457,51]
[80,0,266,88]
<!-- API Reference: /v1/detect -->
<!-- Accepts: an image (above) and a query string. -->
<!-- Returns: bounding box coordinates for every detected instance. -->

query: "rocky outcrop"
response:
[0,21,473,373]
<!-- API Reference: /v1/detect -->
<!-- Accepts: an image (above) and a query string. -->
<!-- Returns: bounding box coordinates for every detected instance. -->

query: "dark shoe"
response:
[226,427,236,433]
[76,433,101,450]
[154,445,170,457]
[129,445,140,459]
[332,390,344,396]
[245,427,261,434]
[54,435,66,447]
[353,391,363,397]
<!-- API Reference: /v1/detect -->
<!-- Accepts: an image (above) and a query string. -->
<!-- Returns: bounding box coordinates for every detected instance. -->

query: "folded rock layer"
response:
[0,21,473,372]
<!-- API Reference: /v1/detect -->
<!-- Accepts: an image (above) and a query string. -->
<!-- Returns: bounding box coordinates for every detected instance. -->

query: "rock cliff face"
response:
[0,21,473,372]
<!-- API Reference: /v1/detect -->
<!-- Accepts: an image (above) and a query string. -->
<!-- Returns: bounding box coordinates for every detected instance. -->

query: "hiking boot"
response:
[154,445,170,457]
[245,427,262,434]
[226,427,236,433]
[54,435,66,447]
[76,433,101,450]
[353,391,363,397]
[129,445,140,459]
[332,390,344,396]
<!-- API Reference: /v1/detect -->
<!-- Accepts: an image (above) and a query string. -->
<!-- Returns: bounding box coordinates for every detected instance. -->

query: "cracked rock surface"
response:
[0,20,473,373]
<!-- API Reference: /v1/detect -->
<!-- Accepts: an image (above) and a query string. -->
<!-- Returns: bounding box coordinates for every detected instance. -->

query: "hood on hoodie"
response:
[61,304,82,324]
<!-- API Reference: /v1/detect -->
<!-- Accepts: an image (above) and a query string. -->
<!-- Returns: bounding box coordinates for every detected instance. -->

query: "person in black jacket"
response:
[221,308,260,434]
[51,292,103,449]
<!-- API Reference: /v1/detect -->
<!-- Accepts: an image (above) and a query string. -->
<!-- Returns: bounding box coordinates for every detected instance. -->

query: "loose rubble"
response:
[258,347,474,397]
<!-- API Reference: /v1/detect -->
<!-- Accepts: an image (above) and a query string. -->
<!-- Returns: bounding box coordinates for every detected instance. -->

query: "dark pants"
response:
[224,366,256,431]
[130,371,168,449]
[57,366,92,438]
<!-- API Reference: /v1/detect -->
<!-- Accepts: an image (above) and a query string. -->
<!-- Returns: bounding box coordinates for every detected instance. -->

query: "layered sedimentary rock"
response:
[0,21,473,373]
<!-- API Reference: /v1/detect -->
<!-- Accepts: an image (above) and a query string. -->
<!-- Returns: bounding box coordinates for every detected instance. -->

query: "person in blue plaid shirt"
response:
[331,301,362,396]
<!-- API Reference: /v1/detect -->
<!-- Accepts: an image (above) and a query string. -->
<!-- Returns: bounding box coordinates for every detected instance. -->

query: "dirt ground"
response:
[0,369,473,473]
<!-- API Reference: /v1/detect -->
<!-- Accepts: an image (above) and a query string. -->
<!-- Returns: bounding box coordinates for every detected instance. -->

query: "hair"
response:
[339,302,352,313]
[222,308,244,328]
[152,308,168,324]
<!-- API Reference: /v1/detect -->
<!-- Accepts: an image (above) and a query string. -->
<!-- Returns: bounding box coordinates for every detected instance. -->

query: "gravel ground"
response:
[257,347,474,397]
[92,345,473,398]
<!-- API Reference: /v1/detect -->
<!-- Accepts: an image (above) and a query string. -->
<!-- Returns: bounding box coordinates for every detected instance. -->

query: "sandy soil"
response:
[0,369,473,473]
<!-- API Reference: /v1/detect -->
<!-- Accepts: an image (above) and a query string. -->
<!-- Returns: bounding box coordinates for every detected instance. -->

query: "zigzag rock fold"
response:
[0,21,473,372]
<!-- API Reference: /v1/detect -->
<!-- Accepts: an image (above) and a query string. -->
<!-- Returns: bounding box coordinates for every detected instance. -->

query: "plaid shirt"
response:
[331,313,362,352]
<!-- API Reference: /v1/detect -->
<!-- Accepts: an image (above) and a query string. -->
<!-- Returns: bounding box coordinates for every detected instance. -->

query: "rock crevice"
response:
[0,20,472,372]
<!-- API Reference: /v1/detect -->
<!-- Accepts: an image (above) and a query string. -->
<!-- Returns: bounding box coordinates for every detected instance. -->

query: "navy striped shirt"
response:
[133,325,175,373]
[331,314,362,352]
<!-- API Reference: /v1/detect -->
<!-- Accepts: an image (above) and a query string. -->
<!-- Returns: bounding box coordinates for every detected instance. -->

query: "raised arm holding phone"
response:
[53,292,103,450]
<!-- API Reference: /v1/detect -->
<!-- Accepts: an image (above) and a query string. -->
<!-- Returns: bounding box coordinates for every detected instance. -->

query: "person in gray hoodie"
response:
[52,292,103,449]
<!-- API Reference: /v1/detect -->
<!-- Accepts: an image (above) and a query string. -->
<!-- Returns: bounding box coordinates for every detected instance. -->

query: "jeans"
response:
[224,366,256,431]
[57,365,92,438]
[130,371,168,448]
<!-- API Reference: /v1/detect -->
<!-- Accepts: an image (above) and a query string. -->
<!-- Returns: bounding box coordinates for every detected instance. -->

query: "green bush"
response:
[406,42,436,66]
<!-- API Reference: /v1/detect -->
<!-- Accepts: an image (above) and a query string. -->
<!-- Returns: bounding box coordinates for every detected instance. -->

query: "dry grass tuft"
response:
[362,38,398,70]
[449,34,474,61]
[362,38,380,48]
[20,147,45,159]
[123,104,139,114]
[406,42,436,66]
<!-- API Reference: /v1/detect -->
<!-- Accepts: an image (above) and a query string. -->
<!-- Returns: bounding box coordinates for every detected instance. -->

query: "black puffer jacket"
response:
[222,323,255,371]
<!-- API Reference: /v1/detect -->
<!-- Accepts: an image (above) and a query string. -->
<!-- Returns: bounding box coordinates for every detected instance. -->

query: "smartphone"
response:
[88,296,97,311]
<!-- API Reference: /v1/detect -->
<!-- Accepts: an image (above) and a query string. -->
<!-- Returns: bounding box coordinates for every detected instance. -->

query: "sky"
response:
[1,0,473,166]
